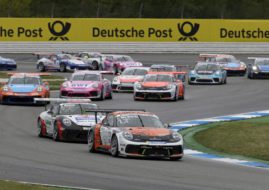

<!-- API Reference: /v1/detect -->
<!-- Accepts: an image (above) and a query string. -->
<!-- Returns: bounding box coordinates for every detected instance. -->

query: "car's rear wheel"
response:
[38,63,45,72]
[173,88,179,101]
[92,61,98,70]
[107,91,113,99]
[111,135,119,157]
[37,119,46,137]
[88,131,96,153]
[53,122,60,141]
[59,63,66,72]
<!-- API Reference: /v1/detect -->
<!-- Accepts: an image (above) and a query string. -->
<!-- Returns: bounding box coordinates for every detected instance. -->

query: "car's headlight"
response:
[135,83,142,89]
[190,70,196,75]
[166,84,173,89]
[91,83,99,88]
[240,63,246,68]
[62,118,72,127]
[253,66,258,71]
[113,77,120,84]
[172,132,182,142]
[2,85,9,92]
[62,83,68,88]
[123,131,133,141]
[215,71,221,75]
[37,86,43,92]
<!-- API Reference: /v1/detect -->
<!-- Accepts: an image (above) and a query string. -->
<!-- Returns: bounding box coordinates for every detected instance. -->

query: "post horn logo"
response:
[48,20,71,41]
[178,22,200,41]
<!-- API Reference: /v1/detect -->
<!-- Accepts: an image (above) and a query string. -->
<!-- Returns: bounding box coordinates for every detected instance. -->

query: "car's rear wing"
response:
[83,109,146,123]
[248,57,269,60]
[148,71,187,82]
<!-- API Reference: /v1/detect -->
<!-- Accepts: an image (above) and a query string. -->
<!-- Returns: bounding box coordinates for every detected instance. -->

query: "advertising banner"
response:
[0,18,268,42]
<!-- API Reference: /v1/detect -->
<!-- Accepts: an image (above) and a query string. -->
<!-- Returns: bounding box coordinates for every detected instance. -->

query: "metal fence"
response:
[1,42,269,54]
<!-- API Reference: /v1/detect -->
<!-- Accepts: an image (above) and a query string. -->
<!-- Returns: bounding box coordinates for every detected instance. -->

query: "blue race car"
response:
[0,56,17,70]
[188,62,227,85]
[199,54,246,76]
[247,57,269,79]
[35,53,91,72]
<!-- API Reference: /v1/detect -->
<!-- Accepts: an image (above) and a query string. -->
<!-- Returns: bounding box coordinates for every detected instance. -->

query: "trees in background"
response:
[0,0,268,18]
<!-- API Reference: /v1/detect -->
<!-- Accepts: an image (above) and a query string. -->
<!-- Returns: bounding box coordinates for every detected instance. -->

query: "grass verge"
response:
[0,180,71,190]
[183,116,269,162]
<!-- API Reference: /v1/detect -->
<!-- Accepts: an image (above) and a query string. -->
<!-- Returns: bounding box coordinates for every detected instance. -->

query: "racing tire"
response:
[38,62,45,72]
[170,156,182,161]
[188,80,193,85]
[179,88,185,100]
[98,88,105,101]
[173,89,178,102]
[59,63,66,72]
[92,61,99,70]
[88,131,96,153]
[107,91,113,99]
[37,119,46,137]
[53,122,60,141]
[110,135,119,157]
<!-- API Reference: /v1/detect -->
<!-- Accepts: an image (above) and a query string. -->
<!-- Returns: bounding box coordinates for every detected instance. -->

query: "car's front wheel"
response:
[88,131,96,153]
[170,156,182,161]
[37,119,46,137]
[59,63,66,72]
[110,135,119,157]
[38,63,45,72]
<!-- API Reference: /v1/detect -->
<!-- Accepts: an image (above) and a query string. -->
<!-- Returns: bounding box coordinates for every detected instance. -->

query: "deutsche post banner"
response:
[0,18,269,42]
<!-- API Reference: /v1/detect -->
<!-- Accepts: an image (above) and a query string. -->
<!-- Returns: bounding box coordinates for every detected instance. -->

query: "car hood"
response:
[225,62,240,68]
[119,127,171,136]
[141,82,170,88]
[196,70,215,74]
[258,65,269,71]
[69,59,86,65]
[66,81,100,88]
[117,61,142,66]
[9,84,38,93]
[66,115,102,127]
[119,75,144,83]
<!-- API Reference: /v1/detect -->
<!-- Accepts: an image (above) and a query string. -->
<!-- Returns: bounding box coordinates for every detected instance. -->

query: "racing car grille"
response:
[3,96,40,104]
[135,92,172,99]
[125,145,183,156]
[132,135,171,142]
[119,86,133,91]
[226,70,245,76]
[196,79,213,83]
[69,93,89,97]
[256,72,269,78]
[143,87,167,90]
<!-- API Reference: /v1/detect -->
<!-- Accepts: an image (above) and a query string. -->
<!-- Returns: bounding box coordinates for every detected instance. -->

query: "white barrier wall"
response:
[1,42,269,54]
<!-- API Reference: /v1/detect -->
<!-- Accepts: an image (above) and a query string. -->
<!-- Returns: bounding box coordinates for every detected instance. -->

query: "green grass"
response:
[0,180,71,190]
[193,116,269,161]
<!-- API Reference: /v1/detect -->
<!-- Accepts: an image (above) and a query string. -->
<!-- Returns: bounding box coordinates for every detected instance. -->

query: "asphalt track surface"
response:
[0,54,269,190]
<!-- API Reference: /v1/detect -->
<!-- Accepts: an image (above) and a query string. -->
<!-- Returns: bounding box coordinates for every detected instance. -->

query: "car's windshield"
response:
[9,77,40,85]
[195,64,220,71]
[59,103,98,115]
[115,56,133,62]
[144,74,172,82]
[256,59,269,66]
[58,54,72,60]
[122,68,148,76]
[116,114,164,128]
[72,74,100,81]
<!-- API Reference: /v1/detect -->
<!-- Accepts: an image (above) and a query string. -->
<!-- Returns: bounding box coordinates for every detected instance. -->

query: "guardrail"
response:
[1,42,269,54]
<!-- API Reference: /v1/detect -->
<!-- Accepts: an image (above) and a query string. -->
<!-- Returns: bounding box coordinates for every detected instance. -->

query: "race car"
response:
[149,64,188,81]
[75,52,104,70]
[188,62,227,85]
[35,98,102,142]
[199,54,246,76]
[0,73,50,104]
[87,109,183,160]
[60,71,113,100]
[247,57,269,79]
[35,53,91,72]
[133,72,185,101]
[112,67,150,92]
[102,54,143,74]
[0,56,17,70]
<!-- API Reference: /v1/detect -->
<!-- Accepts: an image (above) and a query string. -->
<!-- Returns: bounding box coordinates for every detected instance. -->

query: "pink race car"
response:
[102,55,143,74]
[60,71,112,100]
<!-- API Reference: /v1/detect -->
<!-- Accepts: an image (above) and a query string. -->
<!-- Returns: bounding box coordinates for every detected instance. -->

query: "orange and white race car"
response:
[0,73,50,105]
[87,109,183,160]
[133,72,185,101]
